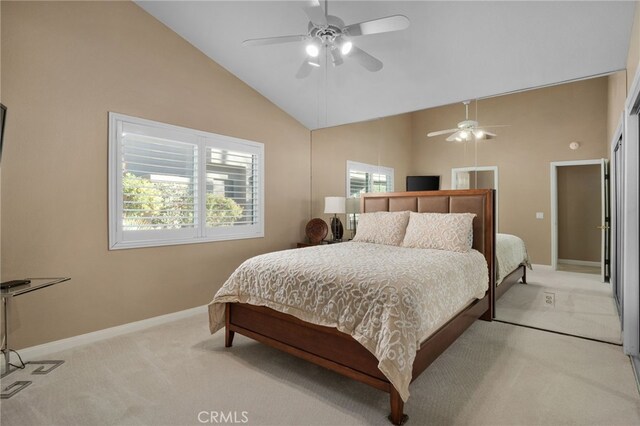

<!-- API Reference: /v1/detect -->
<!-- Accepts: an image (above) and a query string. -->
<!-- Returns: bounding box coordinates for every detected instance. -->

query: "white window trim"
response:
[345,160,395,197]
[108,112,264,250]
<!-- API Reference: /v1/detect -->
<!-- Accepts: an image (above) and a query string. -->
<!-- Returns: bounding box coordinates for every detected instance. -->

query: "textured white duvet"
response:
[208,242,488,402]
[496,233,532,284]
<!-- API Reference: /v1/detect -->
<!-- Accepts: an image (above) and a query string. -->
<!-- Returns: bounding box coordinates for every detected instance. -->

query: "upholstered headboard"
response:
[361,189,495,309]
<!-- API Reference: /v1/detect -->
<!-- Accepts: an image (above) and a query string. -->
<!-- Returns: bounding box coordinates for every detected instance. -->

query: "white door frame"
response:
[610,115,623,315]
[550,159,606,275]
[451,166,499,228]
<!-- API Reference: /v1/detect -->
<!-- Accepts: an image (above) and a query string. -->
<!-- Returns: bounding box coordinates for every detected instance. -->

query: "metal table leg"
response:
[1,296,13,378]
[1,296,32,399]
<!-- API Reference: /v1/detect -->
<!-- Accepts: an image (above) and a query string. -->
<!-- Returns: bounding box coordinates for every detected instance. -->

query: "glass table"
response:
[1,277,70,399]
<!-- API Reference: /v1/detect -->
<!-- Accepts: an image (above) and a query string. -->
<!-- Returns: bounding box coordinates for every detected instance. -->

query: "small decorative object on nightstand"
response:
[324,196,345,241]
[305,218,328,244]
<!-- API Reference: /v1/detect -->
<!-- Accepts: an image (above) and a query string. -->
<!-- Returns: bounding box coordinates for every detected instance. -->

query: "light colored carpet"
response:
[1,312,639,425]
[496,265,622,344]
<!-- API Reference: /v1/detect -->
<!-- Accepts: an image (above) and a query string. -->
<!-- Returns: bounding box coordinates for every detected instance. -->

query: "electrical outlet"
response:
[544,292,555,307]
[536,212,544,219]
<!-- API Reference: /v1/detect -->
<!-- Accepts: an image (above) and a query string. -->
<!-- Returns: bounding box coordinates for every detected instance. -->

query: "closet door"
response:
[612,138,623,318]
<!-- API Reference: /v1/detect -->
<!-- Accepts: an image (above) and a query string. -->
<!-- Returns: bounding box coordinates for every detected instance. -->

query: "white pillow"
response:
[402,212,476,252]
[352,211,410,246]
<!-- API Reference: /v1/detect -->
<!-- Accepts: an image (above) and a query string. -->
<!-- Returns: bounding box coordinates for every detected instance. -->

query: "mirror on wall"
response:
[310,73,622,344]
[451,166,499,227]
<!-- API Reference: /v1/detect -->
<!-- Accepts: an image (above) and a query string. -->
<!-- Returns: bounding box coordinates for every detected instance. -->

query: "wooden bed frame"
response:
[224,189,495,424]
[495,264,527,300]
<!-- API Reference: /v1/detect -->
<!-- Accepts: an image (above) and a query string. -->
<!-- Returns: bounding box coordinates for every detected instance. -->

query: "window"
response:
[346,160,394,197]
[109,113,264,249]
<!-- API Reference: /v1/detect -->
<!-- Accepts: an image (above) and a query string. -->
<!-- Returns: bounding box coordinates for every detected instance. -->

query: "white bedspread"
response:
[208,242,488,402]
[496,233,531,285]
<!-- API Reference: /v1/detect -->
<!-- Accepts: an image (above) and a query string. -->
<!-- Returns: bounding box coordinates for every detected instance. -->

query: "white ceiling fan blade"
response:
[344,15,410,37]
[348,46,383,72]
[242,34,307,47]
[427,128,459,137]
[446,132,463,142]
[303,0,328,27]
[295,60,315,79]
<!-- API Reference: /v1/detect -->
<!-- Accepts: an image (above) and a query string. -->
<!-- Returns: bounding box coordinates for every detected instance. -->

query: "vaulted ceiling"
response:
[136,1,636,130]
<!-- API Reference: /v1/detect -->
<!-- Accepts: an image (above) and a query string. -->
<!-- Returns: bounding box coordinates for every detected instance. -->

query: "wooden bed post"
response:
[225,303,235,348]
[389,387,407,425]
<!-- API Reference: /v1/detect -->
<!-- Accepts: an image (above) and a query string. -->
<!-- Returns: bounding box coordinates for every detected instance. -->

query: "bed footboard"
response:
[225,295,489,425]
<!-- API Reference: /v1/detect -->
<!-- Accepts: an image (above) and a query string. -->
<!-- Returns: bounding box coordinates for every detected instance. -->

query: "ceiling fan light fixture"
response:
[341,40,353,55]
[474,130,484,139]
[305,42,320,58]
[460,130,469,139]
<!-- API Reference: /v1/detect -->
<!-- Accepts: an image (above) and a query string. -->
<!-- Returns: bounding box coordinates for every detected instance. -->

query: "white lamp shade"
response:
[324,196,346,214]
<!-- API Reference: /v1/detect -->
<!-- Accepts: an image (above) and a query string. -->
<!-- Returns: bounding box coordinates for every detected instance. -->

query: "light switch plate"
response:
[536,212,544,219]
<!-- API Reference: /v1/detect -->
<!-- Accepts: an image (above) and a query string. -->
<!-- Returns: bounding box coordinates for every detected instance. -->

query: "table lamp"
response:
[324,196,345,241]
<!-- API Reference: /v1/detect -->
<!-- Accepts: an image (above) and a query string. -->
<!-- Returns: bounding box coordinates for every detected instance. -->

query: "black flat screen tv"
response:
[406,175,440,191]
[0,103,6,163]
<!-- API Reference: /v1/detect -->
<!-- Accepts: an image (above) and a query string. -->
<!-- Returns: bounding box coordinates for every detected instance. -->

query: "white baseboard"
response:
[4,305,207,364]
[558,259,601,267]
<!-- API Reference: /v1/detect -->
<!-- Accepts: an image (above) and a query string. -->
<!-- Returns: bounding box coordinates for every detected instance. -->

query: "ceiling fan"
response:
[242,0,410,79]
[427,101,508,142]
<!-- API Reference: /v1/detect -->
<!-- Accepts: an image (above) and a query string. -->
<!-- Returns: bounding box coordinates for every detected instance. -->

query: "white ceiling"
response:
[136,1,636,130]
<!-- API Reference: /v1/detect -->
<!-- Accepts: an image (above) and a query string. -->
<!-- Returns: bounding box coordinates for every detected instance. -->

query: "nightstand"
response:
[297,242,319,248]
[297,240,345,248]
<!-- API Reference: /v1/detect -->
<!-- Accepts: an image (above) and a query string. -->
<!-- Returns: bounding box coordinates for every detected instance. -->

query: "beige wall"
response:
[607,71,627,143]
[411,78,609,264]
[470,170,495,190]
[1,1,310,349]
[310,114,413,228]
[557,165,601,262]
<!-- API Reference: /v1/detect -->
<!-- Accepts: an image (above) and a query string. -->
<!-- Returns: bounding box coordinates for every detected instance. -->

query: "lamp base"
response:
[330,216,344,241]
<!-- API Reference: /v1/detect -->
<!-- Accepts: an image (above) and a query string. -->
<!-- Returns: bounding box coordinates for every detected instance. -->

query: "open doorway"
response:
[551,159,609,282]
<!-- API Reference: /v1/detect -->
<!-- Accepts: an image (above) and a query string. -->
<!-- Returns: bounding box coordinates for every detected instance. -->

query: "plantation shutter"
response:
[121,132,198,231]
[346,161,394,196]
[109,113,264,249]
[349,170,368,197]
[205,147,258,227]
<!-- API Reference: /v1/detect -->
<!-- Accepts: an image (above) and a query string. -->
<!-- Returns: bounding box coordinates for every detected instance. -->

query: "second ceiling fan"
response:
[427,101,508,142]
[242,0,410,78]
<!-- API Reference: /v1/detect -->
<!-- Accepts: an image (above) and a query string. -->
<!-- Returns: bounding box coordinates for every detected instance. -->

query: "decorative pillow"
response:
[352,211,410,246]
[402,212,476,252]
